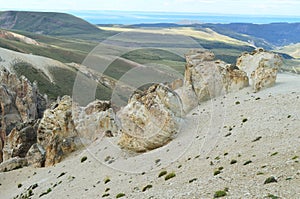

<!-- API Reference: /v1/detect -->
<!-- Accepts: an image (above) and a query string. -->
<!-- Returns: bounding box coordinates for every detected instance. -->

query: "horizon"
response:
[1,9,300,24]
[1,0,300,17]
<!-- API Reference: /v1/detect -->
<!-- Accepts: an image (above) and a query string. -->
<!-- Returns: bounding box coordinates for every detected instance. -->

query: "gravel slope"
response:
[0,73,299,199]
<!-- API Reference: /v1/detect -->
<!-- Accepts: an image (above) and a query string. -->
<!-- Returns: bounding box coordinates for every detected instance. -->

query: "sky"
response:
[1,0,300,16]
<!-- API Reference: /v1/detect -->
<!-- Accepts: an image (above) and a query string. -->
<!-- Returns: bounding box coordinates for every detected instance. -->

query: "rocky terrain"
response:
[0,48,299,198]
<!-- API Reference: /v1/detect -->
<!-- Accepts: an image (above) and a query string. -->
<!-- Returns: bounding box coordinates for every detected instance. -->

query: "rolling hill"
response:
[0,11,101,36]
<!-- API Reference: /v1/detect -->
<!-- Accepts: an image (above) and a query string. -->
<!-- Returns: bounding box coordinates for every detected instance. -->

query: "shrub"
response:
[214,190,227,198]
[214,170,221,176]
[102,193,110,197]
[81,156,87,163]
[158,170,167,178]
[264,176,278,184]
[116,193,125,198]
[243,160,252,165]
[271,152,278,156]
[292,156,299,160]
[266,193,280,199]
[104,177,110,184]
[230,159,237,164]
[189,178,197,183]
[142,184,153,192]
[165,172,176,181]
[17,183,22,188]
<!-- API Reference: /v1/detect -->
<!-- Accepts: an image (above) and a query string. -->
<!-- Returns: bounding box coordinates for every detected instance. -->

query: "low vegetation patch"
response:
[158,170,167,178]
[214,190,227,198]
[264,176,278,184]
[39,188,52,197]
[164,172,176,181]
[230,159,237,164]
[81,156,87,163]
[142,184,153,192]
[116,193,126,198]
[243,160,252,165]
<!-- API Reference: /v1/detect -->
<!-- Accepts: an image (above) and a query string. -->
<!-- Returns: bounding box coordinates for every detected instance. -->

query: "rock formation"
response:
[37,96,78,166]
[118,84,183,152]
[0,157,27,172]
[2,120,39,161]
[26,143,45,167]
[74,100,118,141]
[236,48,283,92]
[176,49,249,113]
[37,96,118,166]
[0,66,46,164]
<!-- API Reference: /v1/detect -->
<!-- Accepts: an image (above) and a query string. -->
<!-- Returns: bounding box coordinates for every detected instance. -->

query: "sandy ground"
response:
[0,73,299,199]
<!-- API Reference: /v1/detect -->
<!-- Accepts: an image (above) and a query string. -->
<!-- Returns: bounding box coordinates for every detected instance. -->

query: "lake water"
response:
[70,10,300,25]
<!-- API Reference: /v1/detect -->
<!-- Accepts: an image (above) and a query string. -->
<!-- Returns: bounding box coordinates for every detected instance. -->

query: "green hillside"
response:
[0,11,101,36]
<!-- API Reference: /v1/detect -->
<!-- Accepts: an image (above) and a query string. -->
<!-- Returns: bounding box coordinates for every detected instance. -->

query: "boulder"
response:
[236,48,283,91]
[25,143,45,167]
[2,120,38,161]
[251,64,278,92]
[37,96,118,166]
[0,157,27,172]
[177,50,248,113]
[118,84,183,152]
[74,100,118,141]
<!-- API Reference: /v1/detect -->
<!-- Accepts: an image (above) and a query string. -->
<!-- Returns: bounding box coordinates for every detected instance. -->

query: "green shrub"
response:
[104,177,110,184]
[214,170,221,176]
[230,159,237,164]
[214,190,227,198]
[264,176,278,184]
[271,152,278,156]
[81,156,87,163]
[189,178,197,183]
[102,193,110,197]
[243,160,252,165]
[158,170,167,178]
[116,193,125,198]
[164,172,176,181]
[266,193,280,199]
[142,184,153,192]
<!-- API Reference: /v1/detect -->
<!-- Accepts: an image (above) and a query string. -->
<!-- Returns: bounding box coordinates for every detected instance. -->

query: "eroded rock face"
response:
[37,96,78,167]
[0,67,46,163]
[236,48,283,91]
[37,96,118,166]
[74,100,118,141]
[177,50,249,113]
[2,120,39,161]
[118,84,183,152]
[26,143,45,167]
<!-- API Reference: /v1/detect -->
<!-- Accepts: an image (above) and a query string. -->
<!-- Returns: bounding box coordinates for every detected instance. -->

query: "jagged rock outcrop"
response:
[37,96,118,167]
[236,48,283,92]
[2,120,39,161]
[0,67,46,164]
[74,100,118,141]
[37,96,78,167]
[177,50,249,113]
[25,143,45,167]
[118,84,183,152]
